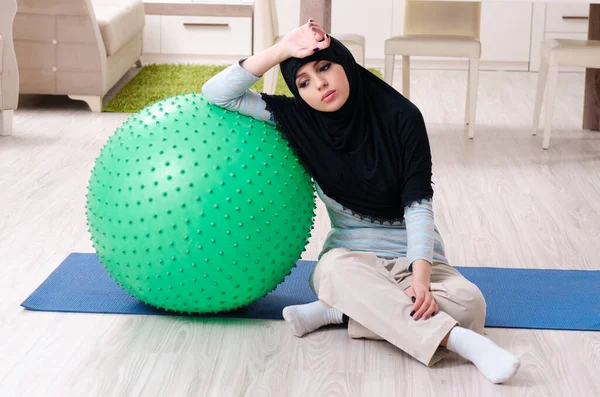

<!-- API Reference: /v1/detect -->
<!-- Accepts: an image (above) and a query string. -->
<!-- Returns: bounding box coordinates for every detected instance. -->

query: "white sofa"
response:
[1,0,19,136]
[13,0,145,112]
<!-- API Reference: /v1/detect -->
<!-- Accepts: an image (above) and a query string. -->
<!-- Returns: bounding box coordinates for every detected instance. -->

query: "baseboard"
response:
[142,53,246,66]
[365,58,531,72]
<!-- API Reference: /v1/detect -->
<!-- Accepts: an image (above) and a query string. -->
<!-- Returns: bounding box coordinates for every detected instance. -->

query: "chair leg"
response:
[465,60,471,125]
[532,59,549,136]
[0,109,15,136]
[262,63,279,95]
[384,54,395,86]
[402,56,410,99]
[68,95,103,112]
[542,66,559,150]
[467,58,480,139]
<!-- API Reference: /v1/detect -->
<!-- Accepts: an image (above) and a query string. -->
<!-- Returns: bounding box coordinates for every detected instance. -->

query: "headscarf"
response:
[261,37,433,223]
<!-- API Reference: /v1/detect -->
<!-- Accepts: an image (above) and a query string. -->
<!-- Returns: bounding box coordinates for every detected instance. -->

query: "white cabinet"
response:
[142,1,253,63]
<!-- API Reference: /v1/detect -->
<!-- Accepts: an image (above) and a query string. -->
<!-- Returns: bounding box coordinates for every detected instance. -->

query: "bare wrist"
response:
[411,260,431,283]
[271,41,291,62]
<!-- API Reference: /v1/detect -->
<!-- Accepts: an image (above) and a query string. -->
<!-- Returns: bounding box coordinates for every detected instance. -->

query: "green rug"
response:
[104,63,382,113]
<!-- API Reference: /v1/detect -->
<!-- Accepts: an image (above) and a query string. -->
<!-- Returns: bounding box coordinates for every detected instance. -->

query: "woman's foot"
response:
[446,326,521,384]
[282,301,344,337]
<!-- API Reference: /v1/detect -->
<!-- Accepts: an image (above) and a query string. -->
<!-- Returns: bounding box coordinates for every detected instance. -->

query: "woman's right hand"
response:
[277,19,331,59]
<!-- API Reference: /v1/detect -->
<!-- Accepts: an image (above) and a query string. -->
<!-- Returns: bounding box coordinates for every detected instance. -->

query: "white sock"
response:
[446,326,521,384]
[282,301,344,337]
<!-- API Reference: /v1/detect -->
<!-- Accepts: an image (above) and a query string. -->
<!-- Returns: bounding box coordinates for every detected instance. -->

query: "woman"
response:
[202,20,521,384]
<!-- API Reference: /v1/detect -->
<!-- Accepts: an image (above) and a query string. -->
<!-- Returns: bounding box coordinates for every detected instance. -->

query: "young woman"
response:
[202,20,521,384]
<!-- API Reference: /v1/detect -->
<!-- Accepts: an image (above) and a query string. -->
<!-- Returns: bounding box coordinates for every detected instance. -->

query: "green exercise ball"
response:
[86,93,315,314]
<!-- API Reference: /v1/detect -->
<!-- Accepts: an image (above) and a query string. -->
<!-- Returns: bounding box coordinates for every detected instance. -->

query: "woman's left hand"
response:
[405,281,438,321]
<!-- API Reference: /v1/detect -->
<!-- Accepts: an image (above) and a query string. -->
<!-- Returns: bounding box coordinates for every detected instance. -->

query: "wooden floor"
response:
[1,68,600,396]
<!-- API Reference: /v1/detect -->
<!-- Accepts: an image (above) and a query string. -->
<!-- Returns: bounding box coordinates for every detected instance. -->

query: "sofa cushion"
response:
[92,0,145,56]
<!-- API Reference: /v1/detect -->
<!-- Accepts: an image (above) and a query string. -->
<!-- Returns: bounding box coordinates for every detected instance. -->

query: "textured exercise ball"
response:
[86,93,315,313]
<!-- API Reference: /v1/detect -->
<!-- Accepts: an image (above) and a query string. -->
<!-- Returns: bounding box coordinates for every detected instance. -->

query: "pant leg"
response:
[345,257,408,341]
[309,248,458,367]
[428,260,487,334]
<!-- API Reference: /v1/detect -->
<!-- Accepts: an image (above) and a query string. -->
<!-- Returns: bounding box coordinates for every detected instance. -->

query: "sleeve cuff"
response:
[237,58,263,80]
[404,200,435,270]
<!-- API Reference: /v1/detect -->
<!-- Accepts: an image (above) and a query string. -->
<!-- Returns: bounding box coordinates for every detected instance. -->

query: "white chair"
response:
[531,39,600,149]
[384,1,481,138]
[253,0,366,95]
[0,0,19,136]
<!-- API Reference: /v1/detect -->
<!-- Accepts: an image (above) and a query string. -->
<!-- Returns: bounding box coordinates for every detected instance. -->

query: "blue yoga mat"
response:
[22,253,600,331]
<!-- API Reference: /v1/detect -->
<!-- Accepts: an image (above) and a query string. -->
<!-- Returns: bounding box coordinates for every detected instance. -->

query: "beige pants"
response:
[309,248,486,366]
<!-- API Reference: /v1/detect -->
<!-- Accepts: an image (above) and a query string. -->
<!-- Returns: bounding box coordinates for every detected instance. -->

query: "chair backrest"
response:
[403,0,481,39]
[253,0,279,53]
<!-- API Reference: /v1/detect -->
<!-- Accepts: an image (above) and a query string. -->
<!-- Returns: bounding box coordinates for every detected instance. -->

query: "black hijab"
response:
[261,37,433,223]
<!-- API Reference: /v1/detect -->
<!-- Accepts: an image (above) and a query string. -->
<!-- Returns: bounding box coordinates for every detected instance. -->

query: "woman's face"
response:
[294,60,350,112]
